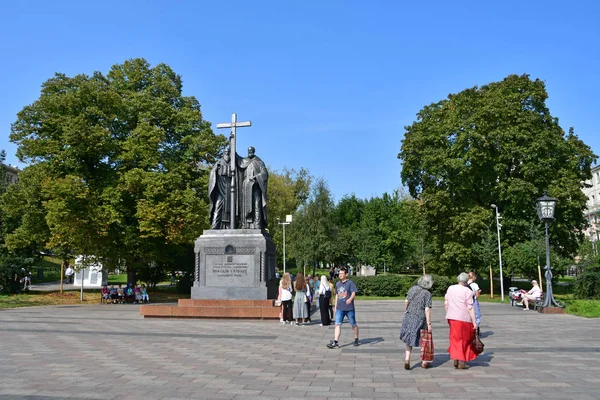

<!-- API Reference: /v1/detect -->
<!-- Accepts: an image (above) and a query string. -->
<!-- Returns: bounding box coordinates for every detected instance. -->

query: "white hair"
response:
[457,272,469,284]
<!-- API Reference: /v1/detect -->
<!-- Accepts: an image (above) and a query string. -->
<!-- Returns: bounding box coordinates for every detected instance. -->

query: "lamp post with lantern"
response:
[536,192,565,310]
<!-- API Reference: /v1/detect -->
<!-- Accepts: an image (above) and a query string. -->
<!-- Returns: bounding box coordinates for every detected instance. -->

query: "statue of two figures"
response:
[208,146,268,230]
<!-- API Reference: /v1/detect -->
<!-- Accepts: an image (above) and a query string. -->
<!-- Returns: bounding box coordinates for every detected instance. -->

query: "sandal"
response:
[404,361,411,370]
[421,362,431,369]
[457,362,469,369]
[453,360,459,369]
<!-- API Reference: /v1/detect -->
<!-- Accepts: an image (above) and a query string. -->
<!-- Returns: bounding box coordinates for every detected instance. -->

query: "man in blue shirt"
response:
[327,267,360,348]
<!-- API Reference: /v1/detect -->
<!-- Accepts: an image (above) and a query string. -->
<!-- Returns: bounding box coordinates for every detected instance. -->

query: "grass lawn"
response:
[0,286,188,309]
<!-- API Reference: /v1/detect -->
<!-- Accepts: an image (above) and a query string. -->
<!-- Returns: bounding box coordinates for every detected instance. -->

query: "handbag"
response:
[324,289,331,300]
[472,332,484,355]
[274,300,282,306]
[419,329,434,362]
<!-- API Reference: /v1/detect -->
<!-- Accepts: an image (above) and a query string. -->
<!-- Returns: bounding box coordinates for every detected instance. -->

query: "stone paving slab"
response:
[1,300,599,399]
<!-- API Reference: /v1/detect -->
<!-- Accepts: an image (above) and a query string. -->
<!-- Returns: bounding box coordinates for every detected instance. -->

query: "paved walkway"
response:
[0,300,598,399]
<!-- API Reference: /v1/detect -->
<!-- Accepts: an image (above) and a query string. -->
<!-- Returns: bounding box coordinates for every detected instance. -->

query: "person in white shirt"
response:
[468,271,482,335]
[522,280,542,311]
[65,265,74,284]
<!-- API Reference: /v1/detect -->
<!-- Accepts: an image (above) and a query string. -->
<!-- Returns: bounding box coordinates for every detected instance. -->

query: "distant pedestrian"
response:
[318,275,331,326]
[293,273,309,325]
[327,267,360,348]
[399,275,433,370]
[279,273,293,324]
[65,264,74,284]
[22,269,32,290]
[467,271,482,334]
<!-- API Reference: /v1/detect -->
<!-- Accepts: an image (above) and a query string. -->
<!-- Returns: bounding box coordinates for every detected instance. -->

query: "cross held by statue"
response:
[216,113,251,229]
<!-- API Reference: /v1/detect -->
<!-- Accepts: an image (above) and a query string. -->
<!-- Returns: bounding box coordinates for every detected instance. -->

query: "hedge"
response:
[345,274,453,298]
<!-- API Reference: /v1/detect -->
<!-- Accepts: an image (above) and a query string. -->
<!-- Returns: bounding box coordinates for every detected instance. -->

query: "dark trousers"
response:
[282,300,293,322]
[319,295,331,325]
[306,301,311,321]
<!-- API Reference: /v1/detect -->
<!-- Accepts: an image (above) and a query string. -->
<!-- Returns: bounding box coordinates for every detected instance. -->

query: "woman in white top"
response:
[279,273,293,324]
[468,271,482,334]
[317,275,332,326]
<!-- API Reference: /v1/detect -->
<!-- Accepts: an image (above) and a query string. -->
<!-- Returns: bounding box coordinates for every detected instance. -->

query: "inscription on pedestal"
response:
[206,254,254,287]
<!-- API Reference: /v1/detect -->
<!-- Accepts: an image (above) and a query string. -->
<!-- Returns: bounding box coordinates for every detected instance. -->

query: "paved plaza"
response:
[0,300,599,399]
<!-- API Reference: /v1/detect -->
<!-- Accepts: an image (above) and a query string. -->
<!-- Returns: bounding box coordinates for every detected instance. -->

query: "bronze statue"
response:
[238,146,268,229]
[208,148,232,229]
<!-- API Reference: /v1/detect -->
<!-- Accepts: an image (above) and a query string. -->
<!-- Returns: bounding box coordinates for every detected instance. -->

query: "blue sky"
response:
[1,1,599,202]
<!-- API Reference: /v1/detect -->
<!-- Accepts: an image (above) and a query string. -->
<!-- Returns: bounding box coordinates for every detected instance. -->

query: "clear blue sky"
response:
[1,1,599,202]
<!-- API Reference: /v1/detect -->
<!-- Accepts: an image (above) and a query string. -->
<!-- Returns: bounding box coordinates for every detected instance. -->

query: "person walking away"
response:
[467,271,482,335]
[65,264,74,284]
[279,273,293,324]
[445,272,479,369]
[399,275,434,369]
[318,275,332,326]
[293,273,309,325]
[327,267,360,348]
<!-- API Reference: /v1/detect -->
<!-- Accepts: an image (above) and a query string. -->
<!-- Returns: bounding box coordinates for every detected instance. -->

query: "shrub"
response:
[574,266,600,300]
[430,275,453,297]
[0,254,33,294]
[343,274,453,297]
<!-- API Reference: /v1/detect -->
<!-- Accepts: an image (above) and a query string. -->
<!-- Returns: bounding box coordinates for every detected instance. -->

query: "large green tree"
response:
[399,74,596,275]
[266,167,312,268]
[288,178,335,274]
[6,58,226,281]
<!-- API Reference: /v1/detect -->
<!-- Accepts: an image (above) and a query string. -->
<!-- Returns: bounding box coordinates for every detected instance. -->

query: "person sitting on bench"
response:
[521,280,542,311]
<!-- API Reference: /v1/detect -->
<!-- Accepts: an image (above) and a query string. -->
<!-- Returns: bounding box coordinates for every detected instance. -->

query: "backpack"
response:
[324,289,332,300]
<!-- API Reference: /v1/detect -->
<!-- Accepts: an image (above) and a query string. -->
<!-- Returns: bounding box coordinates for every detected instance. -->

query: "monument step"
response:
[140,302,280,319]
[178,299,277,307]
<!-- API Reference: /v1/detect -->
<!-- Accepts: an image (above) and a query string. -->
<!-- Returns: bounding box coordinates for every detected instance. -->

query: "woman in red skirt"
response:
[445,272,479,369]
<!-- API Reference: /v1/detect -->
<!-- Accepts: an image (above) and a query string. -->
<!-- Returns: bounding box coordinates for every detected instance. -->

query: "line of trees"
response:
[1,63,598,294]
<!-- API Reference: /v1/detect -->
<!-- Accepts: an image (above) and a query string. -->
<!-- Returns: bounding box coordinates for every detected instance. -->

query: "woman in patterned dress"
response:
[399,275,433,370]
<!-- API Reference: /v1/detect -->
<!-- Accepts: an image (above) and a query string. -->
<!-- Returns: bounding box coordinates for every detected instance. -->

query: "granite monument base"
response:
[139,229,279,320]
[191,229,278,300]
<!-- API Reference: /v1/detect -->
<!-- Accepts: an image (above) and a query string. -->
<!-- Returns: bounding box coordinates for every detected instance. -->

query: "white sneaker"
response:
[523,308,529,311]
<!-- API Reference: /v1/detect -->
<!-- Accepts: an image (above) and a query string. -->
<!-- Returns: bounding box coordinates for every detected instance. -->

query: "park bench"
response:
[509,287,544,310]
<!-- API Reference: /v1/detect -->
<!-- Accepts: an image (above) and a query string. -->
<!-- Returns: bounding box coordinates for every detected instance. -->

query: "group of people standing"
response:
[278,267,361,348]
[278,272,336,326]
[399,271,482,370]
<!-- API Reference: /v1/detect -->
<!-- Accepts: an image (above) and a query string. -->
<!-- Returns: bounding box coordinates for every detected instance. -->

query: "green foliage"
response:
[288,178,335,274]
[5,58,226,278]
[574,265,600,299]
[0,254,34,294]
[429,275,453,297]
[399,74,597,274]
[266,167,312,267]
[349,275,414,297]
[340,274,452,298]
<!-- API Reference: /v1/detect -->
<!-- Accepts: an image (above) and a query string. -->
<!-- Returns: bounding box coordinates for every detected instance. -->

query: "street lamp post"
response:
[491,204,505,301]
[277,215,292,274]
[536,192,565,310]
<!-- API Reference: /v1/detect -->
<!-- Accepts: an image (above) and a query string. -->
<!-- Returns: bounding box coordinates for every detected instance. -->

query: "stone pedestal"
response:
[191,229,277,300]
[537,306,565,314]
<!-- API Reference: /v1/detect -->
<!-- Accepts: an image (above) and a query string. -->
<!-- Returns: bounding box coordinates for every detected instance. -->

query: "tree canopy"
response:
[399,74,597,275]
[5,58,226,279]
